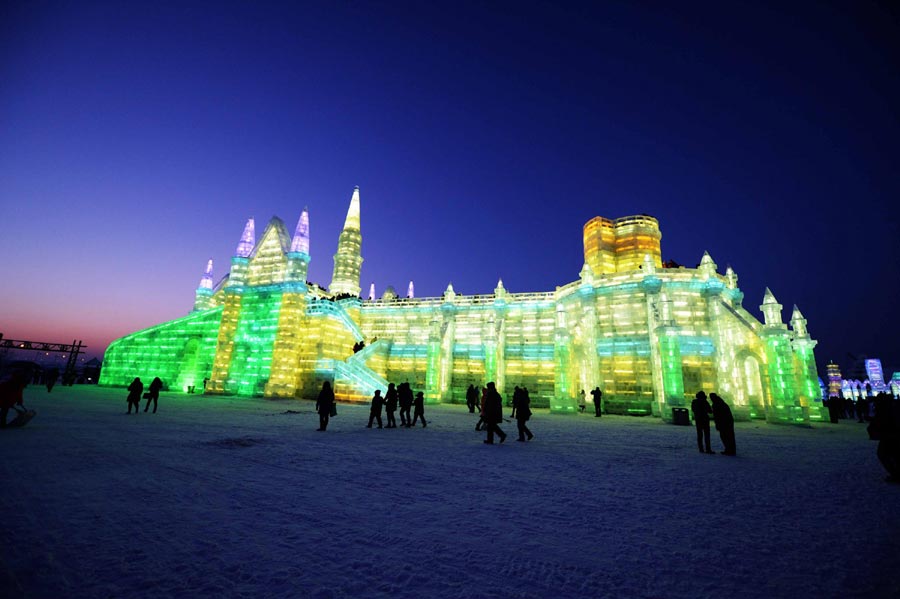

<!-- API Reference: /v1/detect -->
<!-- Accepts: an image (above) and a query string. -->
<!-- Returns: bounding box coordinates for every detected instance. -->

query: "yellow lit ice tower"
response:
[101,188,827,425]
[330,186,363,297]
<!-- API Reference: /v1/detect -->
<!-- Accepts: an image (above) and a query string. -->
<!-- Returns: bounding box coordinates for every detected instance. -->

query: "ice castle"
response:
[100,187,827,424]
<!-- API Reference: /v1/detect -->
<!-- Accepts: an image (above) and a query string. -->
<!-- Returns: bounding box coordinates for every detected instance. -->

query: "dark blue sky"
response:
[1,1,898,376]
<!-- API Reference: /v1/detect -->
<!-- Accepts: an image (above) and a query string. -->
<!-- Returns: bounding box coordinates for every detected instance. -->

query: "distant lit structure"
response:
[826,362,842,398]
[100,188,827,424]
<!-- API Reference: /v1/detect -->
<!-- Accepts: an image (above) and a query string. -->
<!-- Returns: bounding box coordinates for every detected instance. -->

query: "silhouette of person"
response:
[367,389,384,428]
[466,384,479,413]
[691,390,713,454]
[398,382,413,427]
[127,377,143,414]
[482,382,507,444]
[144,377,163,413]
[511,386,521,418]
[316,381,335,431]
[591,387,603,417]
[475,386,489,431]
[0,371,29,428]
[384,383,398,428]
[411,391,427,427]
[45,368,59,393]
[514,387,534,442]
[579,389,586,413]
[710,393,736,455]
[857,395,869,423]
[869,393,900,482]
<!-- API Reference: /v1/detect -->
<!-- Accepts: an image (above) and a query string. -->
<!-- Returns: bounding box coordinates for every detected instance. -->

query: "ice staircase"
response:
[306,299,364,341]
[322,339,392,402]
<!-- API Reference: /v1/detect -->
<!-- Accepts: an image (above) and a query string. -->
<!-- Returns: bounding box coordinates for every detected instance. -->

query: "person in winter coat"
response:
[367,389,384,429]
[514,387,534,442]
[482,382,507,444]
[411,391,427,427]
[466,384,479,413]
[0,371,29,428]
[127,377,143,414]
[475,386,488,431]
[398,382,414,427]
[384,383,398,428]
[710,393,736,455]
[316,381,335,431]
[144,377,163,413]
[591,387,603,417]
[869,393,900,482]
[691,390,713,454]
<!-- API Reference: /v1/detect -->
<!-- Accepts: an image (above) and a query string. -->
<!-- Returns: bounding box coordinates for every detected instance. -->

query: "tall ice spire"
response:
[343,186,360,230]
[290,207,310,255]
[329,187,364,296]
[235,218,255,258]
[407,280,415,298]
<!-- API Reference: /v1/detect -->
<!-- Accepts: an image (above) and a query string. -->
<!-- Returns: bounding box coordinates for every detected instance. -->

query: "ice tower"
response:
[330,187,363,297]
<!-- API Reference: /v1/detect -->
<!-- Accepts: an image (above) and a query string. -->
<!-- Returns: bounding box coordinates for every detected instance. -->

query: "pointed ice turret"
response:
[235,218,255,258]
[790,304,809,338]
[193,258,215,311]
[290,207,310,255]
[698,251,717,278]
[368,282,375,301]
[343,186,361,230]
[725,265,738,289]
[579,262,594,285]
[407,280,415,298]
[199,259,214,290]
[494,278,507,297]
[760,287,783,326]
[330,187,364,296]
[642,254,657,275]
[443,282,456,301]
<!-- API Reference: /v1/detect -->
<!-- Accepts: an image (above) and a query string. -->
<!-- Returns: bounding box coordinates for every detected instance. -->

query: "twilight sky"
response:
[1,1,898,375]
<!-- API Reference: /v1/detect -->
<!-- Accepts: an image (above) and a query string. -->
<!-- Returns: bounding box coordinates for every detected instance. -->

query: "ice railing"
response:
[361,267,733,307]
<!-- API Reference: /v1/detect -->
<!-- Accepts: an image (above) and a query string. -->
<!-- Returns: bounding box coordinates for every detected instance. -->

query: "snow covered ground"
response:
[1,386,898,599]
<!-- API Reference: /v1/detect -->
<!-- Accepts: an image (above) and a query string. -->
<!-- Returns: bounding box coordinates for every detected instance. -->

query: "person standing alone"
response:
[514,387,534,442]
[316,381,335,431]
[591,387,603,417]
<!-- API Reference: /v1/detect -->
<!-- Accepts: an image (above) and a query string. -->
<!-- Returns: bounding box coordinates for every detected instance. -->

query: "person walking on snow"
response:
[514,387,534,442]
[367,389,384,429]
[127,377,143,414]
[482,382,507,444]
[411,391,427,427]
[144,377,163,413]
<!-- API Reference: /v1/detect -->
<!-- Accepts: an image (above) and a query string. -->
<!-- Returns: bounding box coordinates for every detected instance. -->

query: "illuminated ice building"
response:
[101,187,827,424]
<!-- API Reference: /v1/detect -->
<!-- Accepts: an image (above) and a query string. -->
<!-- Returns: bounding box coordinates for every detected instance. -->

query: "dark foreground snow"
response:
[1,387,898,598]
